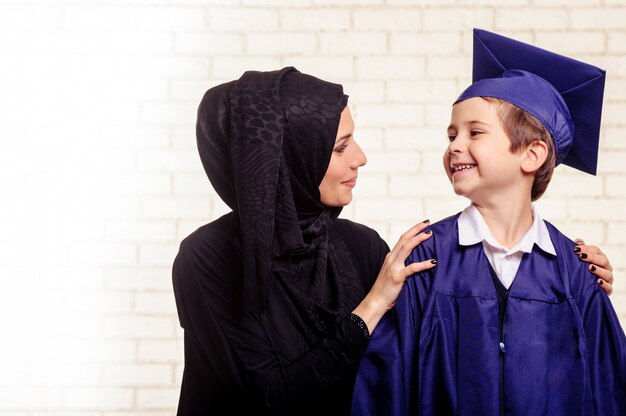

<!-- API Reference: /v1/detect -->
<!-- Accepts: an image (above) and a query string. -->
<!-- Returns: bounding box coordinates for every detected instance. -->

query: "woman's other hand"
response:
[574,238,614,295]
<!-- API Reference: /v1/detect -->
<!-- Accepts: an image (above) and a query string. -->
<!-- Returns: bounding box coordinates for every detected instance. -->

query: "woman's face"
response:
[319,107,367,207]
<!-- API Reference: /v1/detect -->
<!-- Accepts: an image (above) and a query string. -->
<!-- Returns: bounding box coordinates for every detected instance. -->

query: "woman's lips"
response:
[342,179,357,188]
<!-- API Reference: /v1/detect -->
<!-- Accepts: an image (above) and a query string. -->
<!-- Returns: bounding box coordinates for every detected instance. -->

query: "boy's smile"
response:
[450,163,477,176]
[444,97,526,205]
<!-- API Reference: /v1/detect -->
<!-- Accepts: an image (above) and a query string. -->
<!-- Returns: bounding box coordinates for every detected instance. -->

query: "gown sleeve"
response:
[572,257,626,414]
[351,245,435,416]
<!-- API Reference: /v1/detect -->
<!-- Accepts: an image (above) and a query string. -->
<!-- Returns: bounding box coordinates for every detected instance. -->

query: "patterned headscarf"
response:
[196,68,362,338]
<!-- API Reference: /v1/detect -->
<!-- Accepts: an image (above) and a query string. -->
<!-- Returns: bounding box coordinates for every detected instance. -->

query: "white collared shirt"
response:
[458,204,556,289]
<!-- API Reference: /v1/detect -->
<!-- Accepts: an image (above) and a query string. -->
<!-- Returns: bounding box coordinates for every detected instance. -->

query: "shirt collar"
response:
[458,204,556,255]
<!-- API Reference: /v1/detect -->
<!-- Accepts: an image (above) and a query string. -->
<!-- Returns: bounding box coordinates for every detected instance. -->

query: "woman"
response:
[172,67,614,415]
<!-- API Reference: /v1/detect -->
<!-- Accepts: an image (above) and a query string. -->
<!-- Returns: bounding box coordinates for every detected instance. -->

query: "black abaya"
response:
[173,213,388,415]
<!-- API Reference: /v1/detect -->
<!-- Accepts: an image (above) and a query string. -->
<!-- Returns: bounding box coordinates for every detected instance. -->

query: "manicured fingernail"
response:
[598,279,603,286]
[590,265,596,272]
[431,259,437,265]
[424,229,431,234]
[580,253,588,259]
[423,219,430,223]
[573,247,581,253]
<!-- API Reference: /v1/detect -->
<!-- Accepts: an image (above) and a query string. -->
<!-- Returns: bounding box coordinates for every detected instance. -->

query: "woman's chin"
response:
[321,193,353,208]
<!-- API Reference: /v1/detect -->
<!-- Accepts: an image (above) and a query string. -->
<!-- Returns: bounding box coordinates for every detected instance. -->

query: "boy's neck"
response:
[473,198,534,250]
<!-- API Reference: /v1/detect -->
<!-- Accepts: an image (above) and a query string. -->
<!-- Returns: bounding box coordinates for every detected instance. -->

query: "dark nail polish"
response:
[424,229,431,234]
[573,247,581,253]
[431,259,437,265]
[599,279,604,286]
[590,265,596,272]
[580,253,588,259]
[423,219,430,223]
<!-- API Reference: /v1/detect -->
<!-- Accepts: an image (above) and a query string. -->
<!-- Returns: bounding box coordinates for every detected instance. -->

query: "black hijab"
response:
[196,67,364,346]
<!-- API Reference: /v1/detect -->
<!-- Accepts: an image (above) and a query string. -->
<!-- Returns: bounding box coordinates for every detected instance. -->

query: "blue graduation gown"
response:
[352,214,626,416]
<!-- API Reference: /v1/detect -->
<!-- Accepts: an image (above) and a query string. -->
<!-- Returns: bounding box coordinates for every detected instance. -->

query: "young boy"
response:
[352,29,626,415]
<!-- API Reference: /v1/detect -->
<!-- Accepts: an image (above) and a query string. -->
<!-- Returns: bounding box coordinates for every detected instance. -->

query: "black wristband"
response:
[349,313,371,340]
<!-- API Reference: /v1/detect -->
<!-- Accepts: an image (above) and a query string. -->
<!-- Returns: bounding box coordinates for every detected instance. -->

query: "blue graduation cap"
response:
[455,29,606,175]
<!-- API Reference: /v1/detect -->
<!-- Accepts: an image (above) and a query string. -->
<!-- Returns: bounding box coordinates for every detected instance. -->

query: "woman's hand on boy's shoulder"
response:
[574,238,614,295]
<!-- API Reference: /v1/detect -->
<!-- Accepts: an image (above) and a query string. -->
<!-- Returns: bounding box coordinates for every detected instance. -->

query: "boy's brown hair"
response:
[486,97,556,201]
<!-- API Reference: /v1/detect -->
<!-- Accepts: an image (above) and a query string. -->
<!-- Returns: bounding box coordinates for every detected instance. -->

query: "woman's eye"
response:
[334,144,348,153]
[447,135,456,142]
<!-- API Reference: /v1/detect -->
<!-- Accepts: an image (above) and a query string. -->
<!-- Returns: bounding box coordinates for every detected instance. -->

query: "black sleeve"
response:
[225,308,372,413]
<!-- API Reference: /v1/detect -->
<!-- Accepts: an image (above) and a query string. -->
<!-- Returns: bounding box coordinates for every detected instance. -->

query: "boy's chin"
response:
[451,185,469,198]
[452,187,479,204]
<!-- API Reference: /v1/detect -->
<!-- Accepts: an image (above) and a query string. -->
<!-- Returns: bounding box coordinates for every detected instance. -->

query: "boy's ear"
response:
[521,140,548,174]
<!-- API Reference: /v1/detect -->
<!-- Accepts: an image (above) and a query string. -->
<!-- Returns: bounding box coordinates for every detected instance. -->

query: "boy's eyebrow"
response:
[448,120,491,130]
[467,120,491,128]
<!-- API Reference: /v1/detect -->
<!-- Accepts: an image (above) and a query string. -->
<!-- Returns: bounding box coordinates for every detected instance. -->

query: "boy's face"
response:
[444,97,525,204]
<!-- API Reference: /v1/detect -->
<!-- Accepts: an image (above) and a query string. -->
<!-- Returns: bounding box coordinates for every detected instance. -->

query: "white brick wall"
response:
[2,1,625,413]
